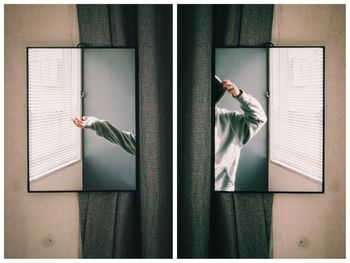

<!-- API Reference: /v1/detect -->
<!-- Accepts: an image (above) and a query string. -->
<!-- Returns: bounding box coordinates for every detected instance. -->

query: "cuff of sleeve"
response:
[235,91,251,105]
[85,116,98,130]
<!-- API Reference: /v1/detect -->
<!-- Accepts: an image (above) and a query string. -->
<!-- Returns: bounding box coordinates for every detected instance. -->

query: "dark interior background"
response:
[83,48,136,191]
[215,48,268,192]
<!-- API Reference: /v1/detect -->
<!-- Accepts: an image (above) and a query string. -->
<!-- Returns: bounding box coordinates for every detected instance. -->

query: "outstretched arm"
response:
[72,116,136,155]
[221,80,267,146]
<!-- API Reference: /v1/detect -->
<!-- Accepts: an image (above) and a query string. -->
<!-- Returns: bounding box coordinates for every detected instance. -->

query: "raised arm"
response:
[221,79,267,146]
[72,116,136,155]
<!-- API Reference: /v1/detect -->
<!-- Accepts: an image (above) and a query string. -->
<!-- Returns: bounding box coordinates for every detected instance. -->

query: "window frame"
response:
[27,47,83,186]
[212,46,325,193]
[268,46,325,188]
[27,46,139,193]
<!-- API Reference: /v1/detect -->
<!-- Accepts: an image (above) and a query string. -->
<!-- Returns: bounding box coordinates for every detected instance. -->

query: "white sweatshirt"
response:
[85,117,136,155]
[215,91,267,191]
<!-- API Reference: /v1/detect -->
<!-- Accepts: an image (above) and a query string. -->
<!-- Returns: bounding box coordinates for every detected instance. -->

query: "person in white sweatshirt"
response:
[72,116,136,155]
[214,79,267,192]
[72,78,265,192]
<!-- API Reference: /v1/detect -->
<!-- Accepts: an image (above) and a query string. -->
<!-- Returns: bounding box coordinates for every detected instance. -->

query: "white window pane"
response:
[270,48,324,182]
[28,48,82,181]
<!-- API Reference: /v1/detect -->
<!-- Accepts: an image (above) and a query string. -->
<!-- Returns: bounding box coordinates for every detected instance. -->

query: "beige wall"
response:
[271,5,345,258]
[5,5,80,258]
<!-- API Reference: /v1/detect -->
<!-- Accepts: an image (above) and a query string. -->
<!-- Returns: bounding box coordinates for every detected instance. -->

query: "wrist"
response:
[232,89,243,97]
[85,116,97,129]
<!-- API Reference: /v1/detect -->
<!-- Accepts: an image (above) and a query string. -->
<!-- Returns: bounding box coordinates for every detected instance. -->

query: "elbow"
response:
[242,115,266,145]
[260,112,267,125]
[257,108,267,125]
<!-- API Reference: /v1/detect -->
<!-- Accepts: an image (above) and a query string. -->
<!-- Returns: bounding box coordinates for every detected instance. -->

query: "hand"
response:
[222,79,241,97]
[72,116,89,128]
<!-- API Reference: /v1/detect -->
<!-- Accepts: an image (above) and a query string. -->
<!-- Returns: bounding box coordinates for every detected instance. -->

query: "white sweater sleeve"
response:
[229,91,267,146]
[85,117,136,155]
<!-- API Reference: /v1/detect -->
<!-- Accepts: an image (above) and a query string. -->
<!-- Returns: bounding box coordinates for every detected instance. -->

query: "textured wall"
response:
[271,4,345,258]
[5,5,80,258]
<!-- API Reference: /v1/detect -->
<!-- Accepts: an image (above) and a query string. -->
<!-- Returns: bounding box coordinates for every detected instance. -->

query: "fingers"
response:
[72,117,85,128]
[222,80,234,91]
[225,86,234,93]
[76,118,85,128]
[222,79,232,86]
[221,80,240,96]
[72,118,79,128]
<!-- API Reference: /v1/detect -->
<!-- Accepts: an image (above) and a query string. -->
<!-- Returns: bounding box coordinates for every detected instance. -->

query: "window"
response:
[28,48,82,181]
[270,48,324,182]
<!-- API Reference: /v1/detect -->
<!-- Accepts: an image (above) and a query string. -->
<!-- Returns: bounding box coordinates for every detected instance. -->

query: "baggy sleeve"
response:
[85,117,136,155]
[229,91,267,146]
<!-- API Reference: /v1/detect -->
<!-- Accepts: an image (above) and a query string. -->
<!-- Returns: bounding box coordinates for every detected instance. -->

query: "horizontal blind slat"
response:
[28,48,82,180]
[270,48,323,181]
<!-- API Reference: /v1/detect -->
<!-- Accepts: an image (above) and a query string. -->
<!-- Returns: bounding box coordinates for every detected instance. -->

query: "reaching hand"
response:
[222,79,241,97]
[72,116,89,128]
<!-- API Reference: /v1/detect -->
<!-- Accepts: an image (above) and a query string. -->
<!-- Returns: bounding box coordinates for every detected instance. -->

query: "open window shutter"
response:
[28,48,82,181]
[270,47,324,182]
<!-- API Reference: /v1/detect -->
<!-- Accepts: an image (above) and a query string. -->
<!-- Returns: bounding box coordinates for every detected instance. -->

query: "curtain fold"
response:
[178,5,213,258]
[178,4,274,258]
[77,4,172,258]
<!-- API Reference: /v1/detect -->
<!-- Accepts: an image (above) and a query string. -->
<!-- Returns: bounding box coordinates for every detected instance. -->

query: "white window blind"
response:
[28,48,81,181]
[270,48,324,182]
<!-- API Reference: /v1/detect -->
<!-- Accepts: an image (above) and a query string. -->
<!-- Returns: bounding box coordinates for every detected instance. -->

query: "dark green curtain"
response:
[178,4,274,258]
[77,5,172,258]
